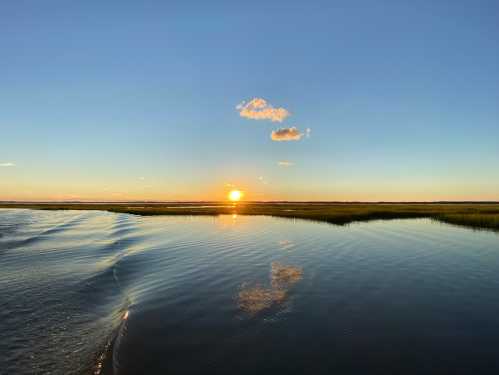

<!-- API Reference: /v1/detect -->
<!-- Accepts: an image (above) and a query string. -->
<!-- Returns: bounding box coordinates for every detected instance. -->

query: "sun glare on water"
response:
[228,190,243,202]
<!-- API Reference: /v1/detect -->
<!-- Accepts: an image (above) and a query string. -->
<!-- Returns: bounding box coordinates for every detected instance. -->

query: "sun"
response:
[228,190,243,202]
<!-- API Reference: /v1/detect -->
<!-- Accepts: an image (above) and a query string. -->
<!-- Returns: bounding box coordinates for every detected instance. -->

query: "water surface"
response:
[2,209,499,374]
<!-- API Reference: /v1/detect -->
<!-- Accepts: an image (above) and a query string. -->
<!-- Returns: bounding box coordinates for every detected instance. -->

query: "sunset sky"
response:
[1,1,499,201]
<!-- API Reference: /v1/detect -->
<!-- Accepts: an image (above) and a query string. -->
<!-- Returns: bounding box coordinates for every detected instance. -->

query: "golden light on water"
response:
[228,190,243,202]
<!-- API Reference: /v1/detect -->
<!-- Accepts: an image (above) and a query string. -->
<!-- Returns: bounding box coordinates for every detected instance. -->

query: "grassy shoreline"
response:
[1,202,499,232]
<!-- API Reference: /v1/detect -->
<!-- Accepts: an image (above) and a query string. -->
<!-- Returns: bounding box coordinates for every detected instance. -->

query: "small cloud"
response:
[0,162,15,167]
[237,98,290,122]
[278,161,294,167]
[306,128,311,137]
[138,176,145,181]
[270,127,304,141]
[258,176,269,185]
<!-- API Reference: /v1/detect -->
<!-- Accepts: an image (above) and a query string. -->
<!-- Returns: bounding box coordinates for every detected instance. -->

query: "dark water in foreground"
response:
[2,209,499,374]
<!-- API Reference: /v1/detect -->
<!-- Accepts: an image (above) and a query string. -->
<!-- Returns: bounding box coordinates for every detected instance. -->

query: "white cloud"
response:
[237,98,290,122]
[270,127,304,141]
[0,162,15,167]
[278,161,294,167]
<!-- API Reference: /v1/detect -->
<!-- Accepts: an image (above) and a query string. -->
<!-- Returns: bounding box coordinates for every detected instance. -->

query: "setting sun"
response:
[228,190,243,202]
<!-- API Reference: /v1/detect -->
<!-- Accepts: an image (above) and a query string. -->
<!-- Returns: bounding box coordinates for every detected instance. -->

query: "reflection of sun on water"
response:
[216,213,243,227]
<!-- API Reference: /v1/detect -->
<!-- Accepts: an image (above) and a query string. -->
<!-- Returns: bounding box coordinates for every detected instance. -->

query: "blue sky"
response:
[1,0,499,201]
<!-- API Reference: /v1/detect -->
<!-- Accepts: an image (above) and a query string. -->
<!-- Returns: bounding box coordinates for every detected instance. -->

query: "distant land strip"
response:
[1,202,498,232]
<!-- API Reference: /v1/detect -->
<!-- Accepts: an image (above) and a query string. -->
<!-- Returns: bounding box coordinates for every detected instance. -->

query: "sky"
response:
[1,0,499,201]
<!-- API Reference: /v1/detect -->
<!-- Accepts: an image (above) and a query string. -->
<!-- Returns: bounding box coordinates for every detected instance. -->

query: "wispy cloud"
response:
[270,127,304,141]
[237,98,290,122]
[0,162,15,167]
[278,161,294,167]
[258,176,269,185]
[138,176,145,181]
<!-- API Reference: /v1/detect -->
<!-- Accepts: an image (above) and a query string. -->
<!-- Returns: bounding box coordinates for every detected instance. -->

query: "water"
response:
[2,209,499,374]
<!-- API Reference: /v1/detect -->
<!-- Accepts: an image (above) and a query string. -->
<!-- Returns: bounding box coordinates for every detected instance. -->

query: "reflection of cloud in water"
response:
[238,285,286,314]
[271,262,302,288]
[278,240,295,250]
[238,262,302,314]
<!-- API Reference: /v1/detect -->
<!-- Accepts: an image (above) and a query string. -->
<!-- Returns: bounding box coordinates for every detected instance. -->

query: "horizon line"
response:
[1,200,499,204]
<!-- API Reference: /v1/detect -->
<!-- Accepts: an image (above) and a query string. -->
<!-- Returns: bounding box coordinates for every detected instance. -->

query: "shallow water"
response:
[2,209,499,374]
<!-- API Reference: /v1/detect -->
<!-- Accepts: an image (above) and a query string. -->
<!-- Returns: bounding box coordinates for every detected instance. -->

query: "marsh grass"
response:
[1,202,499,231]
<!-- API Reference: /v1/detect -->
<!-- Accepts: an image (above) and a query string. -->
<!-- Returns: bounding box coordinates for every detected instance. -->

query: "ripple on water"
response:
[2,210,499,374]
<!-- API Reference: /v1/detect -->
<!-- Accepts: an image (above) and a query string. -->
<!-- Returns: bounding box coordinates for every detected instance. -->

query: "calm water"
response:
[2,209,499,374]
